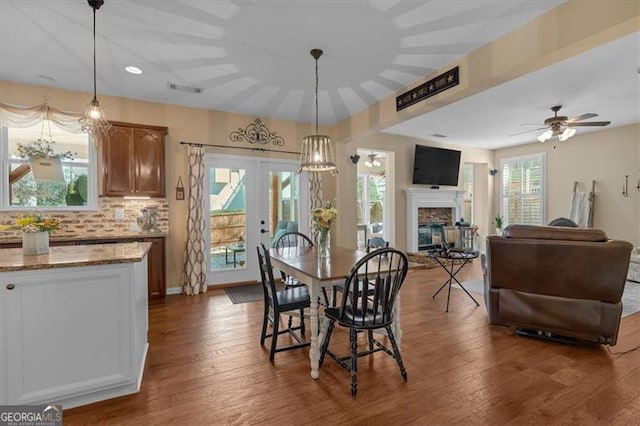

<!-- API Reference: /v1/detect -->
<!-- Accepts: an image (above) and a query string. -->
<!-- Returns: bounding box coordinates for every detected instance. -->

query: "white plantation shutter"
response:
[500,153,545,226]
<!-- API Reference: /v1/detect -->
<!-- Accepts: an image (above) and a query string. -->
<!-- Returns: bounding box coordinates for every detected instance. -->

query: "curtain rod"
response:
[180,141,300,155]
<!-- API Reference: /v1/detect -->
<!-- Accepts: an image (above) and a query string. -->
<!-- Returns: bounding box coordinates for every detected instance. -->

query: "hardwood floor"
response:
[64,262,640,425]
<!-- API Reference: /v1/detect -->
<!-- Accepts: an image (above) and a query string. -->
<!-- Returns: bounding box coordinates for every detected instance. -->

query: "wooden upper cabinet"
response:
[101,122,167,197]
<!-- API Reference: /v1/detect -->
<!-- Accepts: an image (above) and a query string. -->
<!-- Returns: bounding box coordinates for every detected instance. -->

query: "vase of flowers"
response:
[312,202,337,259]
[15,213,62,255]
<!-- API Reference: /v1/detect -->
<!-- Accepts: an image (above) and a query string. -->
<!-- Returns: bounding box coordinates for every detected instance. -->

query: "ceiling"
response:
[1,1,637,149]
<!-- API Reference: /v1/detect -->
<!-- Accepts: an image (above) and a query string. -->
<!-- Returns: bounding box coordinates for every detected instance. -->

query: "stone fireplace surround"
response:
[405,188,465,252]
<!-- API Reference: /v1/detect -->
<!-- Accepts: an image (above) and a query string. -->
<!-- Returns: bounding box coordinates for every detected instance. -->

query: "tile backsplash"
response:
[0,198,169,239]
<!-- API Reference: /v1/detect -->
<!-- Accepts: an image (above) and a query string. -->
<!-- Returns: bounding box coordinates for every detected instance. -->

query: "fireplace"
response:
[405,188,465,252]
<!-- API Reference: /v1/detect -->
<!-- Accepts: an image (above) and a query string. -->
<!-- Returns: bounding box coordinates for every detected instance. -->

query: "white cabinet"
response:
[0,259,148,408]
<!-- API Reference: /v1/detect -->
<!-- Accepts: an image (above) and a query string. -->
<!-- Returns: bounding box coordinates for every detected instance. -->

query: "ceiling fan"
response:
[511,105,611,143]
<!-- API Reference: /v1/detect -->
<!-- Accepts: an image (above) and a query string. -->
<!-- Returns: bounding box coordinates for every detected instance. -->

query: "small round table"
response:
[430,249,480,312]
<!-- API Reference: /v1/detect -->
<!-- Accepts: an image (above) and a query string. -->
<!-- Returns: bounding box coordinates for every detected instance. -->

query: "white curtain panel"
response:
[182,145,207,295]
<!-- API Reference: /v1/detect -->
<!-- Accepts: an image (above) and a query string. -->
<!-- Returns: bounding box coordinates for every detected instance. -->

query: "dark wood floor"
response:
[65,262,640,425]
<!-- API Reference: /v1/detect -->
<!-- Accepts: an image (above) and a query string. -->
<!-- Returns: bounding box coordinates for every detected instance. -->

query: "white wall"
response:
[494,124,639,246]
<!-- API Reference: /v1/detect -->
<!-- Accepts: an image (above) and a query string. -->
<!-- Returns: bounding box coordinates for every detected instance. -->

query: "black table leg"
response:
[431,256,480,311]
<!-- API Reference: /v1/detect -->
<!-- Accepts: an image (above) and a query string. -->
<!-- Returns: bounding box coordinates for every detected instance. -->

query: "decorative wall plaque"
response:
[229,118,284,146]
[396,66,459,111]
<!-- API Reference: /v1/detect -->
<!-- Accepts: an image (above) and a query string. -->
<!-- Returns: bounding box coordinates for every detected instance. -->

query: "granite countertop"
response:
[0,242,152,272]
[0,231,168,244]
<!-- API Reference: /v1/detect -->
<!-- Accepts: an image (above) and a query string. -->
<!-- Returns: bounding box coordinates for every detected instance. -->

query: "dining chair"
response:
[366,236,389,252]
[274,231,331,307]
[319,248,409,398]
[257,243,310,362]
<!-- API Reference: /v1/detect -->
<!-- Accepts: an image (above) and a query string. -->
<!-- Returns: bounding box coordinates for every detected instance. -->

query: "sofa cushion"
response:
[503,224,607,242]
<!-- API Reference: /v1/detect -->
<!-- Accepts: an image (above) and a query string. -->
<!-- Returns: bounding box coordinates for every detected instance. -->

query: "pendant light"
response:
[364,153,381,168]
[79,0,112,139]
[298,49,337,174]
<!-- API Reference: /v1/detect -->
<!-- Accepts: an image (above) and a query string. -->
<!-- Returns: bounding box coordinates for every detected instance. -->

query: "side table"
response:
[430,249,480,312]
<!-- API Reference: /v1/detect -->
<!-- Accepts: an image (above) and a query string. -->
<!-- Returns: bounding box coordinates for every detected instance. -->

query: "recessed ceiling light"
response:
[125,66,142,75]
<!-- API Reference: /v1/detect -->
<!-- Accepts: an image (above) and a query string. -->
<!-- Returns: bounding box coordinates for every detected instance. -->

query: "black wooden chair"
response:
[274,231,331,307]
[257,243,310,362]
[366,236,389,252]
[319,248,409,398]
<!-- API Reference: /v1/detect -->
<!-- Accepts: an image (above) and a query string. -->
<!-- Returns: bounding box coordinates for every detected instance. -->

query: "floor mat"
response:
[224,284,263,304]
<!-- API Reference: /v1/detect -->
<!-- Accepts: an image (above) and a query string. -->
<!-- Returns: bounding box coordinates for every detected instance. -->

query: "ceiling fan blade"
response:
[567,121,611,127]
[567,113,598,122]
[509,127,547,137]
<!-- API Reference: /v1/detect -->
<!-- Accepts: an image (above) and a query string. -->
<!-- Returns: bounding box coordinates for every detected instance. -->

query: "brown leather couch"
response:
[482,224,633,345]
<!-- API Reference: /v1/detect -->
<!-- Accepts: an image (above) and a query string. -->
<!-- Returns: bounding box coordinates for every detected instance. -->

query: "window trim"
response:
[0,126,99,211]
[499,152,546,226]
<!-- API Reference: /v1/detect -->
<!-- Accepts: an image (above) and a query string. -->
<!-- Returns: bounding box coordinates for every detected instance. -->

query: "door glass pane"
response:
[209,167,246,271]
[268,170,299,245]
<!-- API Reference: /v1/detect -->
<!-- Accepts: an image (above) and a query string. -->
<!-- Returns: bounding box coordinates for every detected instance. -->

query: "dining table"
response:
[269,245,408,379]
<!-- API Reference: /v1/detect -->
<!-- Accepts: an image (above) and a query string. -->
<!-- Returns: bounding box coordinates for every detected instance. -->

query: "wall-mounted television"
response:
[412,144,461,187]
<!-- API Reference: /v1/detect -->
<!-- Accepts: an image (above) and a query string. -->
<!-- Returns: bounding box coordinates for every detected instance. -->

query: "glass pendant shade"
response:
[80,0,111,140]
[299,134,337,172]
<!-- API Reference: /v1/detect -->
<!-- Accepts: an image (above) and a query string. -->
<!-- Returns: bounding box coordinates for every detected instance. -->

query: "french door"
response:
[204,154,308,285]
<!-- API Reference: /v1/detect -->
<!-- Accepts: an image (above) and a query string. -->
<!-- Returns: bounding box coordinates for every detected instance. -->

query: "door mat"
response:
[454,279,640,318]
[224,284,263,304]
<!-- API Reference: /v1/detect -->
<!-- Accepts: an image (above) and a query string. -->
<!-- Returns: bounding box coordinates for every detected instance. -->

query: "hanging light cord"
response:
[314,54,319,135]
[92,6,97,101]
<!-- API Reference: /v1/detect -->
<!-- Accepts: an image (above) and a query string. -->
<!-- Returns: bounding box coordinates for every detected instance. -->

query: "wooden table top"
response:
[270,246,419,282]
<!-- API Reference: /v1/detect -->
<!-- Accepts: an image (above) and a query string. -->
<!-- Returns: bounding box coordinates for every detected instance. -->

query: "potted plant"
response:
[494,215,504,234]
[14,212,63,255]
[16,139,75,181]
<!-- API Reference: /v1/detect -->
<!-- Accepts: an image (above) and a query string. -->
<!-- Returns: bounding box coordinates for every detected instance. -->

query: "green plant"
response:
[16,139,76,160]
[65,174,88,206]
[494,215,503,228]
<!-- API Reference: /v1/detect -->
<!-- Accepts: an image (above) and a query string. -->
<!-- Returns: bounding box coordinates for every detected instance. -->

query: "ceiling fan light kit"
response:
[516,105,611,143]
[364,153,381,168]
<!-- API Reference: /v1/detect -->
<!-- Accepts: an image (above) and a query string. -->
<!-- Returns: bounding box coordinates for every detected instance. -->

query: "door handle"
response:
[6,284,15,290]
[260,229,269,234]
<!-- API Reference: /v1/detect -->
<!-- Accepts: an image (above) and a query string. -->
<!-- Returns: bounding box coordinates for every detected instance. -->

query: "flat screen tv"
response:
[412,144,461,187]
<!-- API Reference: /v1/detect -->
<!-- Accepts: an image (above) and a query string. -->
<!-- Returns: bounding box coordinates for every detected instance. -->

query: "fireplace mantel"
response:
[405,188,465,252]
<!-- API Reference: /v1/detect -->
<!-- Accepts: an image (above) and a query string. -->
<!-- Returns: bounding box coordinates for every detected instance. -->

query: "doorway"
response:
[204,154,308,285]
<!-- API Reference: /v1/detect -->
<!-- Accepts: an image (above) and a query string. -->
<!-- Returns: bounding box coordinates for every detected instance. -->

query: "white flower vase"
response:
[22,231,49,255]
[317,229,330,259]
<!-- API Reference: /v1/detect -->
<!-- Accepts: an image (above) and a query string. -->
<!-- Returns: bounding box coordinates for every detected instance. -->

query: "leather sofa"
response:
[482,224,633,345]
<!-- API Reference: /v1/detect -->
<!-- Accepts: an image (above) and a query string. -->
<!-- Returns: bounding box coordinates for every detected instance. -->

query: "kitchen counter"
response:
[1,242,150,408]
[0,242,152,272]
[0,231,168,245]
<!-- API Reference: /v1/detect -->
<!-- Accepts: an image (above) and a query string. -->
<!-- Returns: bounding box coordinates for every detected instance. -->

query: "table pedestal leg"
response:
[309,283,320,379]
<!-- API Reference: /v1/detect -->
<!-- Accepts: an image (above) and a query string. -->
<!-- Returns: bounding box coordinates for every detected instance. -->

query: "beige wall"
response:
[0,81,336,289]
[335,133,494,251]
[493,124,640,246]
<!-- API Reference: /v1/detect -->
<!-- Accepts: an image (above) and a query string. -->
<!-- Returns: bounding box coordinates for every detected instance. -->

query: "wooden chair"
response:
[257,244,310,362]
[319,248,409,398]
[366,236,389,252]
[274,231,331,306]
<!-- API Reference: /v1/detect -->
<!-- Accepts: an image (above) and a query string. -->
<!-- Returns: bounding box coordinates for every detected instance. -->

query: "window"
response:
[1,122,98,210]
[462,163,473,223]
[356,173,386,225]
[500,153,545,226]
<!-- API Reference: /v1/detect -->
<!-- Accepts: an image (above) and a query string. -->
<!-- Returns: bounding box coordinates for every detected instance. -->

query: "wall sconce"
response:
[489,168,498,176]
[622,175,628,197]
[176,176,185,200]
[349,154,360,164]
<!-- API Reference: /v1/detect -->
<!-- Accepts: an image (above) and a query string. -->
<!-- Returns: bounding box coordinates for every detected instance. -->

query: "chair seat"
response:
[324,307,394,329]
[276,286,310,310]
